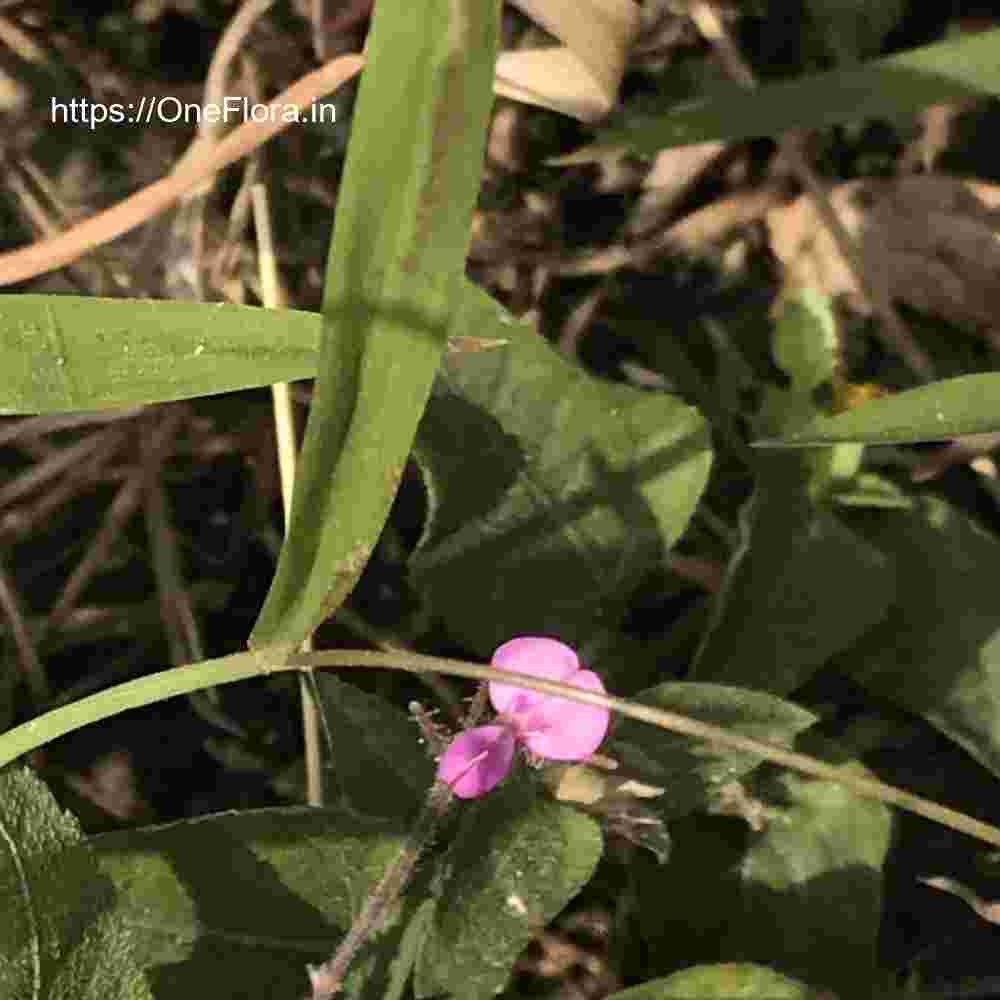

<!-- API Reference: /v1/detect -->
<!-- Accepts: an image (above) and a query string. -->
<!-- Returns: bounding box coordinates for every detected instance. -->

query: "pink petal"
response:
[518,669,610,761]
[436,725,516,799]
[489,637,580,716]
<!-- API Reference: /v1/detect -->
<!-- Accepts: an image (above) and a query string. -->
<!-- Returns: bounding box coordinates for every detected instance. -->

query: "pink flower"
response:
[437,637,610,799]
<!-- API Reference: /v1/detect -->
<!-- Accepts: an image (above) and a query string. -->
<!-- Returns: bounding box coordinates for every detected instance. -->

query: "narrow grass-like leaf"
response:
[0,295,319,414]
[598,27,1000,152]
[249,0,499,652]
[0,766,151,1000]
[0,284,506,416]
[757,373,1000,446]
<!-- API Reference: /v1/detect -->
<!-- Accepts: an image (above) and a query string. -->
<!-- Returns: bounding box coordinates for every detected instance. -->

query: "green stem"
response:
[2,646,1000,849]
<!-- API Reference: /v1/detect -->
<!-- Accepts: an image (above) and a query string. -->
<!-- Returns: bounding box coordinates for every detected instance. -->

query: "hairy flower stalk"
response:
[306,777,455,1000]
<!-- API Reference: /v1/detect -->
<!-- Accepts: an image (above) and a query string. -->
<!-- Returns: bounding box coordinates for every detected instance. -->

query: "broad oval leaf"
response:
[605,963,822,999]
[0,766,152,1000]
[607,682,817,822]
[411,299,712,654]
[728,747,892,996]
[415,780,602,999]
[92,806,408,998]
[633,740,892,997]
[840,495,1000,779]
[313,673,434,820]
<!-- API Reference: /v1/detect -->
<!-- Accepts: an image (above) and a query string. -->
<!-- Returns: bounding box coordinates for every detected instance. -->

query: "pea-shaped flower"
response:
[437,637,610,799]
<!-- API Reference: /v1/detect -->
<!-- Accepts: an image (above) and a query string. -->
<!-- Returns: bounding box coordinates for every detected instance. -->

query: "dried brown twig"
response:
[47,410,184,632]
[0,554,48,705]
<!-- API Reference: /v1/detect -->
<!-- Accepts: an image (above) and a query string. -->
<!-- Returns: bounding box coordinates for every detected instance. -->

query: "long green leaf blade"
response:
[756,373,1000,446]
[599,27,1000,153]
[0,295,319,414]
[249,0,499,651]
[0,286,510,416]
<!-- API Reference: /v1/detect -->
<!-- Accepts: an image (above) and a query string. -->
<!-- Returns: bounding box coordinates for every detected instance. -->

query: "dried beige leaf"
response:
[543,760,664,807]
[626,141,729,237]
[642,142,727,191]
[707,779,770,832]
[768,175,1000,349]
[497,0,641,122]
